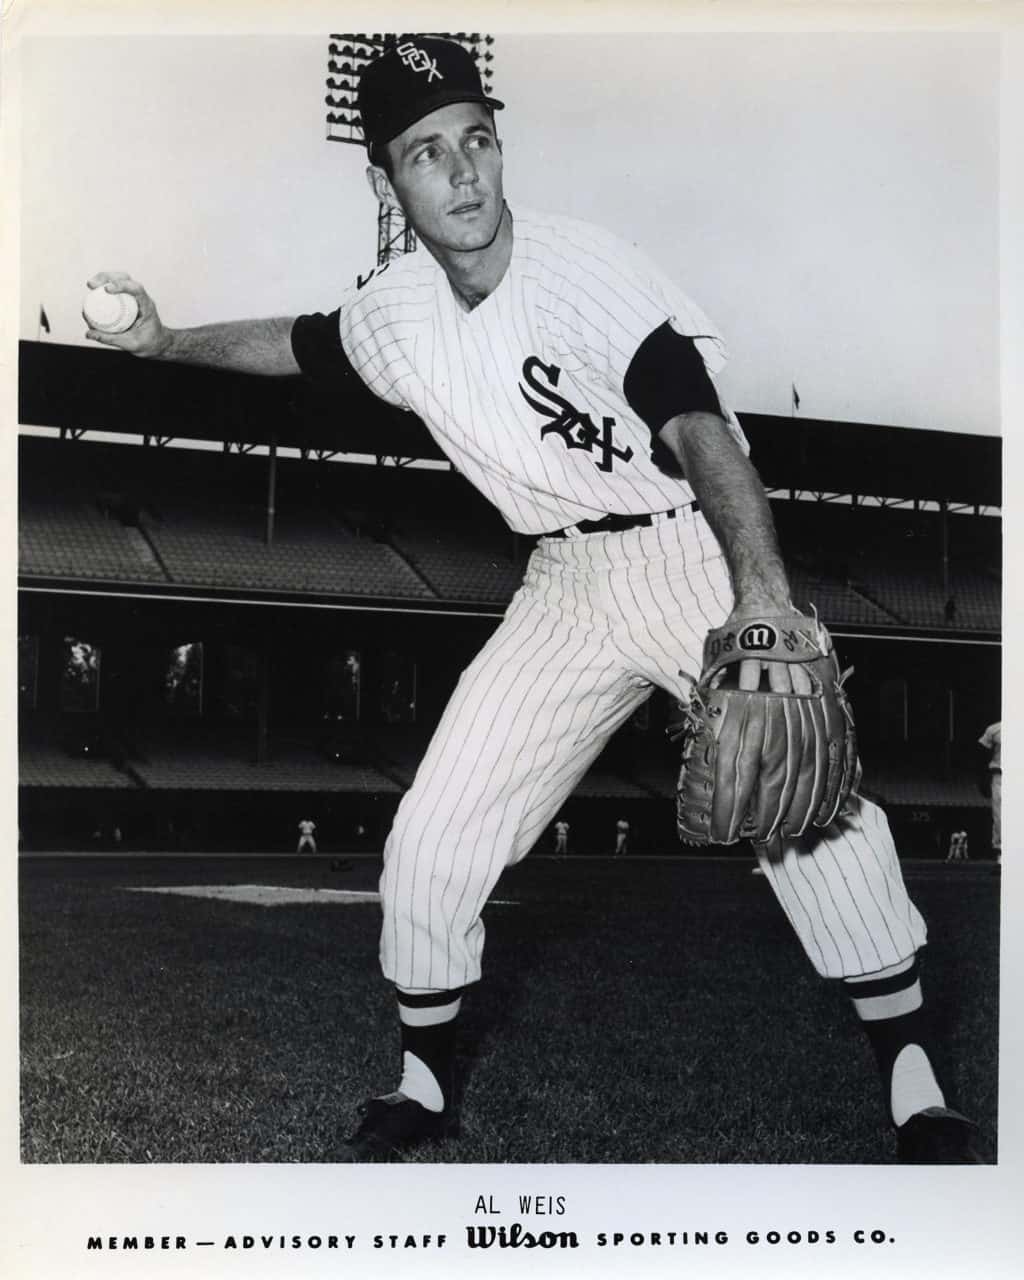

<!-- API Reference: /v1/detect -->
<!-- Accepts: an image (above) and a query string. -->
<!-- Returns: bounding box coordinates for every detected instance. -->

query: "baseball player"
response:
[978,721,1001,860]
[296,817,317,855]
[614,817,630,856]
[85,37,982,1164]
[946,829,969,863]
[553,819,569,856]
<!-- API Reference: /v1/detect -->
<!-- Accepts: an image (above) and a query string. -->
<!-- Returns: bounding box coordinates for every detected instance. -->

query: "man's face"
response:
[369,102,504,257]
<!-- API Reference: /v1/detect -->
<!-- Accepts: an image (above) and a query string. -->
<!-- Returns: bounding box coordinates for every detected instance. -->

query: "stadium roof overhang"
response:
[19,340,1001,508]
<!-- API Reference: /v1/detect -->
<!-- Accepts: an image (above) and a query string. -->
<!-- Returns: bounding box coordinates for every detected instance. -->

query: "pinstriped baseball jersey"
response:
[328,206,747,535]
[292,203,928,992]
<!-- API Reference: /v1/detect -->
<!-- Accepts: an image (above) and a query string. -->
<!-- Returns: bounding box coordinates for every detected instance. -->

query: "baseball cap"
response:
[358,37,504,150]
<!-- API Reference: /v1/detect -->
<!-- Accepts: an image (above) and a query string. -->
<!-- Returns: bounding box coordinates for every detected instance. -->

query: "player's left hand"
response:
[724,603,814,696]
[674,606,858,847]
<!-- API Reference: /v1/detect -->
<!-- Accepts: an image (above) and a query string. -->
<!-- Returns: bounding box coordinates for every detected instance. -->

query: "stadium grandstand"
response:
[17,339,1001,859]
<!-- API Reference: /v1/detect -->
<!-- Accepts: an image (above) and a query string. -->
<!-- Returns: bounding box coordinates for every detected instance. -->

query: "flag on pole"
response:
[39,305,51,335]
[791,383,800,412]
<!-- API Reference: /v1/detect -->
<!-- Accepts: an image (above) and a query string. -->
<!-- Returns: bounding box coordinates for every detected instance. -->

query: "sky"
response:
[14,28,1002,436]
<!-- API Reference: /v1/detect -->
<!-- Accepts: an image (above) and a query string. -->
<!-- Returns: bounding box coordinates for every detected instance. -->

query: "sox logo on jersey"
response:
[518,356,635,474]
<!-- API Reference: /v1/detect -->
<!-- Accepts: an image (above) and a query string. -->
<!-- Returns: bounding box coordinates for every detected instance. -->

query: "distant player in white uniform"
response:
[296,818,317,855]
[614,818,630,856]
[85,37,982,1164]
[978,721,1001,859]
[553,819,569,856]
[946,829,969,863]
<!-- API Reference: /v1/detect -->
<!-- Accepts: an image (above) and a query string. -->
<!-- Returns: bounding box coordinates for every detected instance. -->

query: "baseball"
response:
[83,286,139,334]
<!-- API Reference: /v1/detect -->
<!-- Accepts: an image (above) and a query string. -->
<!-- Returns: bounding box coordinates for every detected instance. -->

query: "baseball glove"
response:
[673,611,858,847]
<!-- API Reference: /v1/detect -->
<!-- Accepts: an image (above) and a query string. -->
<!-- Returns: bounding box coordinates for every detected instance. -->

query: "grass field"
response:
[19,853,1000,1165]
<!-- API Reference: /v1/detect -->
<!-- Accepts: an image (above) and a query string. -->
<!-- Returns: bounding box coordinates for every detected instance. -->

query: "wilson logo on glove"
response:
[738,624,778,651]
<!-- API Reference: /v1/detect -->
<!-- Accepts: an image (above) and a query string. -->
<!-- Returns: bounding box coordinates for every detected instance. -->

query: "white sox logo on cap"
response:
[738,624,778,652]
[397,41,443,82]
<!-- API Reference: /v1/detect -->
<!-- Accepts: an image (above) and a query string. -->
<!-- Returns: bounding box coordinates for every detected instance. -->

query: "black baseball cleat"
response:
[334,1092,456,1162]
[896,1107,987,1164]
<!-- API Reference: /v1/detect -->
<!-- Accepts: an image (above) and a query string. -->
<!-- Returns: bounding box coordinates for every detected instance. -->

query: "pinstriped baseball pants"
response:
[379,510,927,991]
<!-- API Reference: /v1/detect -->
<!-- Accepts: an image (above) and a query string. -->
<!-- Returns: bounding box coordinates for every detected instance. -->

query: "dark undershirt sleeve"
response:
[290,309,363,389]
[623,320,723,430]
[622,321,725,478]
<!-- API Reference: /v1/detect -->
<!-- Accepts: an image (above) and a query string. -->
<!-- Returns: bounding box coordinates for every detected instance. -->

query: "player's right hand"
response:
[84,272,171,358]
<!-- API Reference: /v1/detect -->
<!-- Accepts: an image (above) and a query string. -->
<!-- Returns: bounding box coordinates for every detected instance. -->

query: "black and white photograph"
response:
[3,0,1022,1276]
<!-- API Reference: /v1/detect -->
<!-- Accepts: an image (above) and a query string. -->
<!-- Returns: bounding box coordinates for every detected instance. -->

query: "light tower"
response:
[324,33,497,266]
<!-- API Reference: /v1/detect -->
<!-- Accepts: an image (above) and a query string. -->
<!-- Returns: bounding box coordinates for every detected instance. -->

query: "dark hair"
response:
[367,140,394,178]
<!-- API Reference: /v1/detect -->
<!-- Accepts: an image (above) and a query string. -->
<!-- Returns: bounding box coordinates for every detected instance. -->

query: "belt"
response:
[547,501,700,540]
